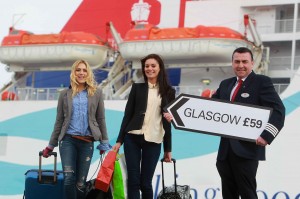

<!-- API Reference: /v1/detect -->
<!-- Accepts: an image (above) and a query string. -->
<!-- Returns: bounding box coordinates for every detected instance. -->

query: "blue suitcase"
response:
[24,151,65,199]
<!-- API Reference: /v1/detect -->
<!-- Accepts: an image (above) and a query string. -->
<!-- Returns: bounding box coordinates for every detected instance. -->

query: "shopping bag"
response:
[111,153,128,199]
[95,150,117,192]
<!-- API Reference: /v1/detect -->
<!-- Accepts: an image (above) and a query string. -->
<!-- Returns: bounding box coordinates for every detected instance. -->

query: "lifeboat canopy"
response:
[109,22,254,69]
[0,27,113,72]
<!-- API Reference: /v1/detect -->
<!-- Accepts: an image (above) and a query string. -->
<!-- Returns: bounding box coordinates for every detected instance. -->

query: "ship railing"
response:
[256,19,300,34]
[0,84,288,101]
[269,55,300,70]
[274,83,289,94]
[275,19,299,33]
[13,87,65,101]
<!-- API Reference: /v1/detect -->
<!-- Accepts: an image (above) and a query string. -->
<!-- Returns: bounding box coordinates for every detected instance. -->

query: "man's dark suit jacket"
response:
[117,83,176,152]
[212,71,285,160]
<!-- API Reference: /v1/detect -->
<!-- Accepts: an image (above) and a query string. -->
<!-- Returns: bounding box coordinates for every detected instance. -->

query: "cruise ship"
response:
[0,0,299,198]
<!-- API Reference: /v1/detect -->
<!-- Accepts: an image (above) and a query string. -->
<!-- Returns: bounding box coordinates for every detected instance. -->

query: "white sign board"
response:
[165,94,272,142]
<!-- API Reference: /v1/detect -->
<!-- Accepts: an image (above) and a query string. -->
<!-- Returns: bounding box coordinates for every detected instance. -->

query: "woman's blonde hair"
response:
[70,60,97,97]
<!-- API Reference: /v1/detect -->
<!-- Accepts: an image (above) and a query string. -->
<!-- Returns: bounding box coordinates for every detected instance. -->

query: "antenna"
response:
[12,13,26,28]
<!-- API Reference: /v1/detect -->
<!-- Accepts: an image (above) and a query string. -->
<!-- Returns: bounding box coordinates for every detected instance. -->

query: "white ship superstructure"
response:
[0,0,299,99]
[242,0,299,89]
[179,0,299,94]
[0,1,300,199]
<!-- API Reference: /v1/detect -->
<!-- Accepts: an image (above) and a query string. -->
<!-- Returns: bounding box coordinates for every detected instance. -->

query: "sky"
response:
[0,0,82,89]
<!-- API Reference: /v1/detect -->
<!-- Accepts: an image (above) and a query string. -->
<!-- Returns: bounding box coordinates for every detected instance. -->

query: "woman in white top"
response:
[112,54,175,199]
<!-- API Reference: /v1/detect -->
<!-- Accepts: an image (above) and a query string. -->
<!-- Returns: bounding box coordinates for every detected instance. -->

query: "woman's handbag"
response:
[95,150,117,192]
[157,158,191,199]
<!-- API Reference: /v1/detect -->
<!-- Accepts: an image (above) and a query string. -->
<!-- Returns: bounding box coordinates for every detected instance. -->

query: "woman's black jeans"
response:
[124,134,161,199]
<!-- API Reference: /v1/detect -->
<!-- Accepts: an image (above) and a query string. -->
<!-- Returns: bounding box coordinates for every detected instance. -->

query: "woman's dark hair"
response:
[232,47,253,61]
[140,53,173,97]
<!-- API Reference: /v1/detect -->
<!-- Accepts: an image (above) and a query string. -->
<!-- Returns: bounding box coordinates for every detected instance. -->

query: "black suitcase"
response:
[24,151,65,199]
[157,158,191,199]
[85,179,113,199]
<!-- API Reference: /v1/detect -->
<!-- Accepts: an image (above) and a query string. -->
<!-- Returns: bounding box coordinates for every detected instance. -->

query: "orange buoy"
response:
[1,91,18,101]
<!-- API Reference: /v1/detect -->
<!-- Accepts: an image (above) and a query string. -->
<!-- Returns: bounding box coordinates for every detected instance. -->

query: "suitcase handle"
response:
[160,158,178,194]
[39,151,57,157]
[38,151,57,183]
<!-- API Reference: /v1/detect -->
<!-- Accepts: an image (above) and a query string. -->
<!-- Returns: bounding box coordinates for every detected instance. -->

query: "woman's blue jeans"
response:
[59,134,94,199]
[124,134,161,199]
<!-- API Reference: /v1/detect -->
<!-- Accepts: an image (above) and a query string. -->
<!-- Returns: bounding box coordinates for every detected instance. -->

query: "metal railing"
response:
[0,84,288,101]
[269,56,300,70]
[257,19,300,34]
[275,19,295,33]
[173,86,204,97]
[3,87,65,101]
[274,83,289,94]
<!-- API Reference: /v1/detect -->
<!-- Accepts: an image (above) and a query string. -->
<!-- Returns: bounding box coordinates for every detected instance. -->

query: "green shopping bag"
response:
[111,154,127,199]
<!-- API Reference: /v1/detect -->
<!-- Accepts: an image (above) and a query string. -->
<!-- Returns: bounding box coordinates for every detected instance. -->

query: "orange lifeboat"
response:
[109,22,254,69]
[0,28,113,72]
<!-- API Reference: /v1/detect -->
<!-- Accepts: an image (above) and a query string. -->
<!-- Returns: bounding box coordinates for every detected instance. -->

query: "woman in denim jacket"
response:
[43,60,110,199]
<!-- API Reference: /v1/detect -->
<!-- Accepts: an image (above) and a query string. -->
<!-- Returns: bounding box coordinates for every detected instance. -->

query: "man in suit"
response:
[212,47,285,199]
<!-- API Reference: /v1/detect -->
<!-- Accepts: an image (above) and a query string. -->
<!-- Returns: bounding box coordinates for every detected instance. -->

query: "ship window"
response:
[10,30,20,35]
[135,24,146,29]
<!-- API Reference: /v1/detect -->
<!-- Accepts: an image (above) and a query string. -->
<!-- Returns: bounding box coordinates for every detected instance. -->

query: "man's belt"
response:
[71,135,94,143]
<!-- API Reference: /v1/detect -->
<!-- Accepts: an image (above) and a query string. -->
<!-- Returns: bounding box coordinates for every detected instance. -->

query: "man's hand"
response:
[256,136,267,146]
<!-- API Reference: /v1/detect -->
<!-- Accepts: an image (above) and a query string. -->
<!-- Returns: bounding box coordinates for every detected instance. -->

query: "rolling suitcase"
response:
[24,151,65,199]
[157,158,191,199]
